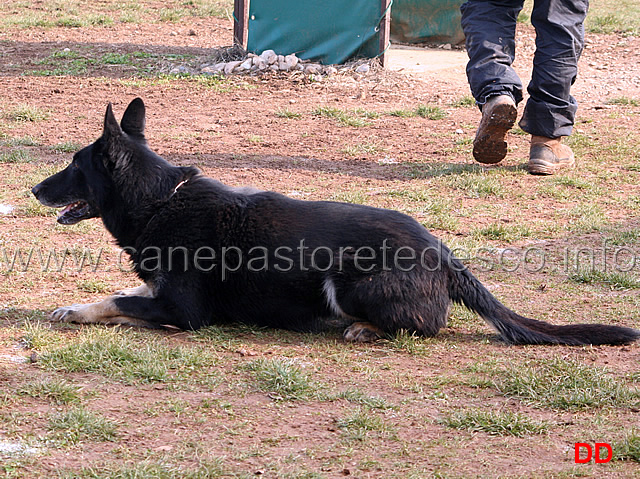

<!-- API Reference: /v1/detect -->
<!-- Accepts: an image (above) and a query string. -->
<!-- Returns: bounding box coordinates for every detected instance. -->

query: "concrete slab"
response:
[387,45,468,74]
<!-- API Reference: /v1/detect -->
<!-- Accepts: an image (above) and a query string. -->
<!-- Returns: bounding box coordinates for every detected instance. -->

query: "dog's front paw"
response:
[50,304,87,323]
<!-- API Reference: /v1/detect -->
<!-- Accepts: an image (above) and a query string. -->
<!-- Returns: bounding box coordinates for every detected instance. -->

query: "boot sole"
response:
[528,158,575,175]
[473,103,517,164]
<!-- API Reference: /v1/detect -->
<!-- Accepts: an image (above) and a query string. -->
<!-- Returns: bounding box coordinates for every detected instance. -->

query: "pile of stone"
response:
[170,49,372,78]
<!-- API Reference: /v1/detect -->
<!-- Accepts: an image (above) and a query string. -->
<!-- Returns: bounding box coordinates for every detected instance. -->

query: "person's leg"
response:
[521,0,588,174]
[461,0,526,107]
[519,0,588,138]
[461,0,525,164]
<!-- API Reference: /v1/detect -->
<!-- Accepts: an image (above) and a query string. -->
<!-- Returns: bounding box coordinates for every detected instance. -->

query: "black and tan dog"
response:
[31,98,639,345]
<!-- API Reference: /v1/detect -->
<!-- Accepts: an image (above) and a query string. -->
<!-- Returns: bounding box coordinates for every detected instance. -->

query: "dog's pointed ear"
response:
[120,98,146,138]
[102,103,131,170]
[103,102,123,139]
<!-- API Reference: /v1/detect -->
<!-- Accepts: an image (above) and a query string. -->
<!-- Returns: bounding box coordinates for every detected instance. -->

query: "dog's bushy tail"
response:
[448,259,640,345]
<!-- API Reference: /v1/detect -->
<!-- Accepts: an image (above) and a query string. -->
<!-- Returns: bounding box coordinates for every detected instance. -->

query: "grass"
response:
[191,74,235,91]
[353,108,381,120]
[76,279,110,294]
[473,222,532,242]
[275,108,302,119]
[55,460,230,479]
[422,203,461,231]
[450,96,475,108]
[386,329,432,355]
[0,149,36,163]
[587,12,640,34]
[386,188,433,203]
[2,136,40,147]
[446,172,504,198]
[550,175,593,190]
[30,50,94,76]
[0,0,231,30]
[342,140,386,156]
[313,106,376,127]
[332,389,391,410]
[243,358,318,401]
[443,409,550,437]
[116,74,235,91]
[565,131,597,151]
[100,52,133,65]
[336,407,395,442]
[48,407,118,445]
[605,228,640,246]
[493,358,640,410]
[403,162,484,179]
[607,97,640,107]
[566,203,607,233]
[568,268,640,290]
[3,104,49,122]
[510,126,529,136]
[18,164,62,188]
[31,51,130,76]
[612,431,640,463]
[20,320,65,350]
[22,48,235,84]
[388,109,415,118]
[22,199,57,217]
[388,104,447,120]
[188,324,243,347]
[17,378,82,405]
[519,0,640,35]
[415,104,447,120]
[51,141,83,154]
[119,11,142,23]
[38,327,218,384]
[330,190,368,204]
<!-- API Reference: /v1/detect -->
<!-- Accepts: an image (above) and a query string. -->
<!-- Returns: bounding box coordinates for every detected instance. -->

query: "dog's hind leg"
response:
[343,322,385,342]
[334,270,451,342]
[322,278,383,342]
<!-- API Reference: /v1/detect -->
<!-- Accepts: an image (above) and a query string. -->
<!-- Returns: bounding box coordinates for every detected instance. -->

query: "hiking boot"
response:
[473,95,517,164]
[527,136,575,175]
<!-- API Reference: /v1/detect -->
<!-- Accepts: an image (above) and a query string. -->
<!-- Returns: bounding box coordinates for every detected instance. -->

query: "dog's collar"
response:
[173,179,188,194]
[168,179,188,200]
[146,179,190,231]
[164,179,189,202]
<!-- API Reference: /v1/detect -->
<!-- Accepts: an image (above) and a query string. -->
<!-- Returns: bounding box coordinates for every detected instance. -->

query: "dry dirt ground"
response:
[0,9,640,479]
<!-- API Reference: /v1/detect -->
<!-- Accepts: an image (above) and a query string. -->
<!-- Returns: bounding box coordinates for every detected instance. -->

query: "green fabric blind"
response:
[246,0,383,65]
[390,0,464,44]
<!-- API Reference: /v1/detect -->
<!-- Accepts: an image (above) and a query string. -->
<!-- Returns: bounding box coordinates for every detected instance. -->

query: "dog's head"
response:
[32,98,165,225]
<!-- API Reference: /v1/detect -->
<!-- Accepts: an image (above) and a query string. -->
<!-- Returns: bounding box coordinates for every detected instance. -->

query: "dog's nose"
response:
[31,184,42,197]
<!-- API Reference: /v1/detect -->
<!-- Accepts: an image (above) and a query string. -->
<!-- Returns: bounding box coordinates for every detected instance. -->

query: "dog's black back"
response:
[32,98,640,346]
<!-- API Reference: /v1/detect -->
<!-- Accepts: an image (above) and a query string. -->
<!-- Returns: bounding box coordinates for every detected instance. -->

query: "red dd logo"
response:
[574,443,613,463]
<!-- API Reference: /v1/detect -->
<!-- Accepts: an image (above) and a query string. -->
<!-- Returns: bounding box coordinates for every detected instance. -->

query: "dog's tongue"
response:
[58,202,80,218]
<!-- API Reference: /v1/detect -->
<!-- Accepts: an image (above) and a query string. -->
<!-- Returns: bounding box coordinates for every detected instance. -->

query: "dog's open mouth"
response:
[57,201,92,225]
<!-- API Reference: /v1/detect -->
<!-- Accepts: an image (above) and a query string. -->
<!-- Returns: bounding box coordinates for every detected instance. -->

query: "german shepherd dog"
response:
[32,98,639,345]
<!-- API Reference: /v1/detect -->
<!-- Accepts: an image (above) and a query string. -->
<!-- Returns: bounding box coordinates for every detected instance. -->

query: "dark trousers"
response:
[460,0,589,138]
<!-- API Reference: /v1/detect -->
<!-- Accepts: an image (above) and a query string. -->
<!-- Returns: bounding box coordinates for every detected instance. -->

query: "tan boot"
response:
[528,136,575,175]
[473,95,517,164]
